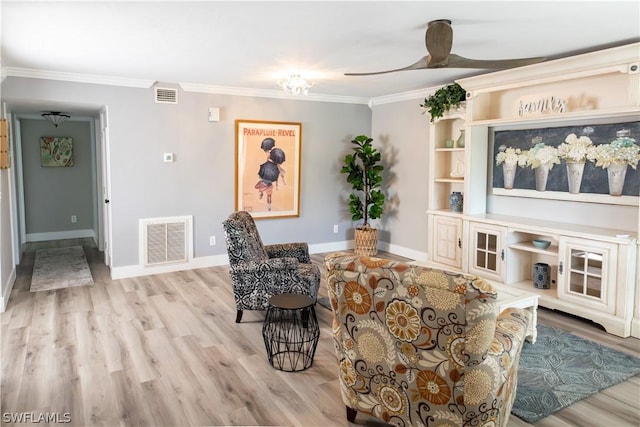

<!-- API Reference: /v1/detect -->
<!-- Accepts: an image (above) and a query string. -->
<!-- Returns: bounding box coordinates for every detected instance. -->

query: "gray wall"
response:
[20,119,94,235]
[2,77,371,268]
[371,99,430,254]
[1,168,14,301]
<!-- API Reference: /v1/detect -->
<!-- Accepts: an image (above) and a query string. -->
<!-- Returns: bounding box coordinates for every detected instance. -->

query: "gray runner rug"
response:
[30,246,94,292]
[512,323,640,423]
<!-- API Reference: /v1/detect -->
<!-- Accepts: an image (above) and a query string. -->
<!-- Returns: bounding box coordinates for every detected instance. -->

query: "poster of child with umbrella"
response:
[235,120,301,218]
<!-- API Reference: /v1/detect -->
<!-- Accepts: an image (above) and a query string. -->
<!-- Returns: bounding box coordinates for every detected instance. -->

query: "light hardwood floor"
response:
[1,239,638,426]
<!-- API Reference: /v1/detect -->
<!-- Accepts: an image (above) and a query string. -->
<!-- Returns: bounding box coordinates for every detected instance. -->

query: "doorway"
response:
[10,107,111,270]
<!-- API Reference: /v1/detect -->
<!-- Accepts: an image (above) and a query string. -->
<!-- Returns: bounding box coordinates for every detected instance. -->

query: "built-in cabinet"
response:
[425,42,640,337]
[429,215,463,269]
[464,215,636,337]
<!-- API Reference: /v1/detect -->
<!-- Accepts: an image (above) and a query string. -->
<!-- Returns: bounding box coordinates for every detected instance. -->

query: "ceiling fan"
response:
[345,19,546,76]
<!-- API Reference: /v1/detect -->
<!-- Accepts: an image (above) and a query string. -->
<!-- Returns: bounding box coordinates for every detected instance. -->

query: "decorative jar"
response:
[449,191,463,212]
[533,263,551,289]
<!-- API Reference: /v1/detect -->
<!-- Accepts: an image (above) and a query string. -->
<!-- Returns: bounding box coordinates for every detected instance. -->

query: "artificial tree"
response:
[341,134,385,255]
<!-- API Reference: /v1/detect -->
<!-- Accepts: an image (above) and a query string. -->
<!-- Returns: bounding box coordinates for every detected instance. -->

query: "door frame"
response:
[97,106,112,267]
[10,108,112,269]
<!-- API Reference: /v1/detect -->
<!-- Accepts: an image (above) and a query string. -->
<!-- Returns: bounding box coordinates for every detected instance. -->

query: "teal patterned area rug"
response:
[512,324,640,423]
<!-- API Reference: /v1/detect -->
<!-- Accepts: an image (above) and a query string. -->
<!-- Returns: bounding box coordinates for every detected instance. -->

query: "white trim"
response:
[112,240,353,280]
[5,67,155,88]
[109,240,425,280]
[26,229,96,243]
[308,240,352,254]
[457,42,640,93]
[0,266,16,313]
[369,86,439,107]
[179,82,369,105]
[4,66,441,106]
[378,241,428,263]
[632,317,640,339]
[111,253,229,280]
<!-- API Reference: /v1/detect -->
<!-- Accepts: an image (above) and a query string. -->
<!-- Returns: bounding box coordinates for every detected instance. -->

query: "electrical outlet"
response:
[209,236,216,246]
[71,215,77,223]
[333,224,339,233]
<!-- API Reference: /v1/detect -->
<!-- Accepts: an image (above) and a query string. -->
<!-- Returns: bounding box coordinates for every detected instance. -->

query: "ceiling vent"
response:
[155,87,178,104]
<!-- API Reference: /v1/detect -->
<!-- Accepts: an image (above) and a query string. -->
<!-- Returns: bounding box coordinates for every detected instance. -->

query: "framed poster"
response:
[40,137,74,167]
[235,120,301,219]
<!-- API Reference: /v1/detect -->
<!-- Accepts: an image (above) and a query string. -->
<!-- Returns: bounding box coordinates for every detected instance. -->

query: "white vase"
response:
[502,162,517,189]
[535,164,549,192]
[566,161,585,194]
[607,162,628,196]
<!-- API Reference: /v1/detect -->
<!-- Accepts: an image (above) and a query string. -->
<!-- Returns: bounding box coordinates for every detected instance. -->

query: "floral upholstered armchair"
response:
[324,252,531,427]
[222,211,320,323]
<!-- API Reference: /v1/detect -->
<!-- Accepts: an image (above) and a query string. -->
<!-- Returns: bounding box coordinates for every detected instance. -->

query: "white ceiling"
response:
[1,1,639,105]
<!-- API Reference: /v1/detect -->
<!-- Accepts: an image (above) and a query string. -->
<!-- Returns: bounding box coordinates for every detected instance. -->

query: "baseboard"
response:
[308,240,352,254]
[110,240,426,280]
[26,229,96,242]
[378,241,428,262]
[631,317,640,339]
[110,253,230,280]
[0,266,16,313]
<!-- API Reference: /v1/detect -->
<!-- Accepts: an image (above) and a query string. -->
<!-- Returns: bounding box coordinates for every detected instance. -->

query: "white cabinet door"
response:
[468,222,506,282]
[431,215,463,269]
[558,238,617,314]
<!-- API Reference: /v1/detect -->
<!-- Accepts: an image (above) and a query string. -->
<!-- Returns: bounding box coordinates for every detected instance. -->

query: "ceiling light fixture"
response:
[278,74,314,96]
[41,111,71,127]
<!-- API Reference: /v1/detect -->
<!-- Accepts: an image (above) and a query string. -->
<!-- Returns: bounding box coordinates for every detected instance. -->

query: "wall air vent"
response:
[155,87,178,104]
[140,216,192,266]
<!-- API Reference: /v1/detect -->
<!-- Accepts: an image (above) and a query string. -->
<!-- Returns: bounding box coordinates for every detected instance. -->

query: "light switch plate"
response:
[163,153,174,163]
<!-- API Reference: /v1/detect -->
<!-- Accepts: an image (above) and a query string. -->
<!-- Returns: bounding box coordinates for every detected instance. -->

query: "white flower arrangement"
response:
[495,146,527,166]
[526,143,560,169]
[586,135,640,169]
[557,133,593,162]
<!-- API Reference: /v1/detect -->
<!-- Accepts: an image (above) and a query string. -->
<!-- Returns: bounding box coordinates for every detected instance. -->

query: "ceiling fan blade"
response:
[447,53,546,69]
[425,19,453,62]
[344,56,430,76]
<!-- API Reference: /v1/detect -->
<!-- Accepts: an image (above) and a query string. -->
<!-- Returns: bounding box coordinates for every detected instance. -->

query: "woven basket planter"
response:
[354,227,378,256]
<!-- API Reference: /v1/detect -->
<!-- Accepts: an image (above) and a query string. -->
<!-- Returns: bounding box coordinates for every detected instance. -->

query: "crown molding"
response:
[4,67,155,88]
[178,82,369,105]
[3,66,428,106]
[368,86,439,107]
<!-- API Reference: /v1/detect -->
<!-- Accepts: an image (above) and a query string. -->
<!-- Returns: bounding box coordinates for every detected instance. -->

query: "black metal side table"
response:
[262,294,320,372]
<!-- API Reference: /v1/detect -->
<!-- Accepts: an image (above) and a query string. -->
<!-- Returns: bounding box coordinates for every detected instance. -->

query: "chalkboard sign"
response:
[492,121,640,199]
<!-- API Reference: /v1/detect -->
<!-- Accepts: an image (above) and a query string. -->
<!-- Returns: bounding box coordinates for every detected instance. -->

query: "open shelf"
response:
[435,178,464,183]
[509,280,558,299]
[509,241,558,256]
[435,148,465,152]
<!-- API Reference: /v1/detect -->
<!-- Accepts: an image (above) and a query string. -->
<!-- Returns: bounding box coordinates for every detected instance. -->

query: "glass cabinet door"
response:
[559,238,616,313]
[568,249,603,298]
[468,223,505,282]
[475,231,498,272]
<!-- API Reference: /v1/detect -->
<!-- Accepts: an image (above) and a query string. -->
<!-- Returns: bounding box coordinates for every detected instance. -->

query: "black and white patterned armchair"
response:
[222,211,321,323]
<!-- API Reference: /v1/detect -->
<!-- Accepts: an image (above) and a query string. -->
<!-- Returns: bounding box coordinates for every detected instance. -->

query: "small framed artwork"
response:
[235,120,302,219]
[41,137,74,167]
